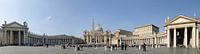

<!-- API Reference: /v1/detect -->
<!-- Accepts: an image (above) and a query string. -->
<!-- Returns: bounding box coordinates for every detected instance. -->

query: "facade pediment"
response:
[171,17,192,24]
[7,23,23,27]
[3,22,26,28]
[167,15,198,25]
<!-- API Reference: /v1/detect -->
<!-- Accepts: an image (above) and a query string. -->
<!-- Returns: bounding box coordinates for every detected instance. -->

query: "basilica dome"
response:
[94,24,103,31]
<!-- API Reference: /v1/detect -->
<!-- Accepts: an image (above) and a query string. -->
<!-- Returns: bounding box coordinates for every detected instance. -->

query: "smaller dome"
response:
[83,30,88,34]
[94,24,103,31]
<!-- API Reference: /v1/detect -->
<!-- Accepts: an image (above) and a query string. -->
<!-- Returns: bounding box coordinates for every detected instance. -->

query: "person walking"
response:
[125,44,127,50]
[62,44,66,49]
[46,44,49,48]
[142,43,146,52]
[121,44,124,50]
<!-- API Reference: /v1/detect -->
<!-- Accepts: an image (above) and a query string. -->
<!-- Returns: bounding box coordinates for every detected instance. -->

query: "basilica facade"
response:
[83,20,114,45]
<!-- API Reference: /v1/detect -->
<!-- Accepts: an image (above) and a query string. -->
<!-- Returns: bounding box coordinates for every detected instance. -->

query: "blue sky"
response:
[0,0,200,37]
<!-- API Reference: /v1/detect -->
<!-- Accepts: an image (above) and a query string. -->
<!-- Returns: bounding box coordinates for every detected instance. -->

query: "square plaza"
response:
[0,46,199,54]
[1,0,200,54]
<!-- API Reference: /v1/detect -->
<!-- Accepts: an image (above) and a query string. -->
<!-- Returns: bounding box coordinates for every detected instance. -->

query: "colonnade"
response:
[167,26,199,48]
[3,30,27,45]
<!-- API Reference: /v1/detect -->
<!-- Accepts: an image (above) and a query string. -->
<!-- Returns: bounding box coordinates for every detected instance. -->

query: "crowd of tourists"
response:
[55,43,147,52]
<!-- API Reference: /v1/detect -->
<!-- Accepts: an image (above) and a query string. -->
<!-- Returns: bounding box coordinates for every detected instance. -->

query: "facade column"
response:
[132,40,134,44]
[159,38,161,44]
[130,40,132,44]
[109,36,111,45]
[98,36,100,43]
[196,26,199,48]
[89,36,91,43]
[104,36,107,44]
[148,39,149,44]
[162,38,164,44]
[99,36,100,43]
[192,26,196,48]
[95,36,97,44]
[167,28,170,47]
[154,34,157,48]
[160,38,162,44]
[96,36,98,44]
[10,30,13,44]
[99,36,101,43]
[91,36,92,43]
[18,31,21,45]
[87,36,89,43]
[97,36,99,43]
[100,36,102,43]
[158,38,160,44]
[86,36,87,43]
[184,27,188,48]
[173,28,176,48]
[161,38,162,44]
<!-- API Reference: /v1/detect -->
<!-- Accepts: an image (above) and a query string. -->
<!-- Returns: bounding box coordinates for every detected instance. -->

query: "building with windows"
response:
[123,24,161,45]
[111,24,167,47]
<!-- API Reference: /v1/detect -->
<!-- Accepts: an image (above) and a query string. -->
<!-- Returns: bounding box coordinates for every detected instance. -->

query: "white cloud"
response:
[42,16,53,24]
[46,16,52,21]
[42,16,54,25]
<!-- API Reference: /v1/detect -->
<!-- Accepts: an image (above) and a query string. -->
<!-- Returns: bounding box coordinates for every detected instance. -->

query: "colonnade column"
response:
[173,28,176,48]
[192,26,196,48]
[10,30,13,44]
[4,30,7,45]
[167,28,170,47]
[24,31,26,45]
[7,30,10,44]
[18,31,21,45]
[184,27,188,48]
[196,26,199,48]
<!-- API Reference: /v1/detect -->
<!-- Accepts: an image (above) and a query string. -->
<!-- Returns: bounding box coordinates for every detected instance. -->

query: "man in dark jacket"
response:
[142,43,146,52]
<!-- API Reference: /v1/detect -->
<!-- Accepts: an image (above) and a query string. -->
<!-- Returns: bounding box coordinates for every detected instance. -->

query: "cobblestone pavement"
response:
[0,46,200,54]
